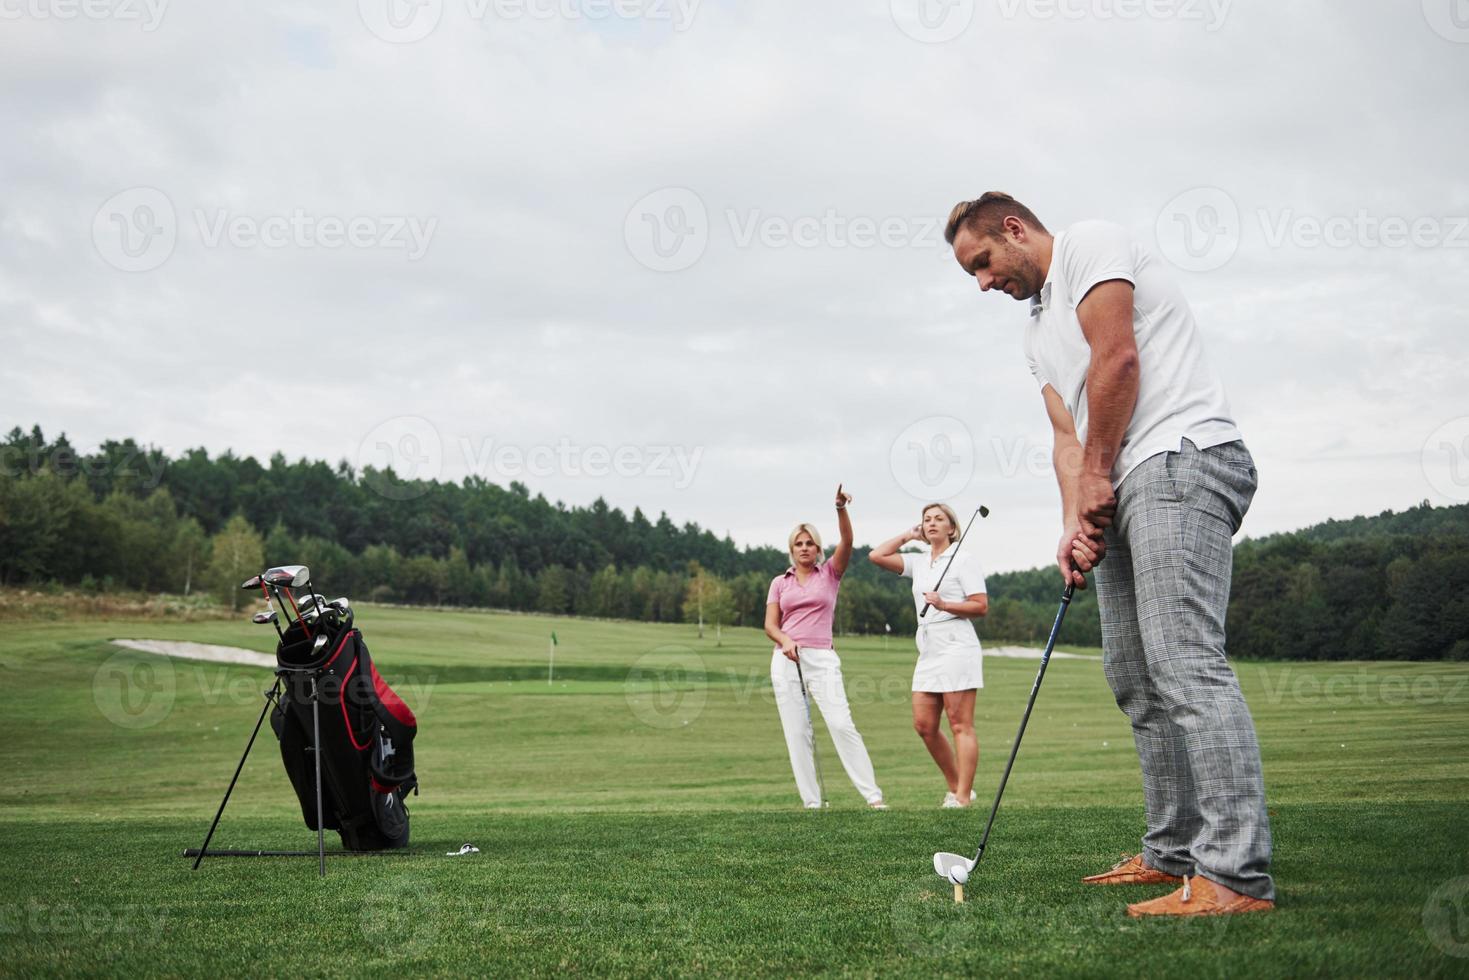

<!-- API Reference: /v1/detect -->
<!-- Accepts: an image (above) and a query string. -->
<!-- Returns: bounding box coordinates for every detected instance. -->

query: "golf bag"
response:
[270,618,419,851]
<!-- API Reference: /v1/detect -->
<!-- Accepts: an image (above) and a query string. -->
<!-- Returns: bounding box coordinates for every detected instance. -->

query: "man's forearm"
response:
[1054,432,1082,521]
[1082,349,1139,476]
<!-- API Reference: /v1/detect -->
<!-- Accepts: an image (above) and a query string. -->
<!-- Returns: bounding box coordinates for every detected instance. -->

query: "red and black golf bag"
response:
[270,619,419,850]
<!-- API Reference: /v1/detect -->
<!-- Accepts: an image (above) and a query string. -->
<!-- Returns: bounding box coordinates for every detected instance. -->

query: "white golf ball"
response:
[950,865,969,885]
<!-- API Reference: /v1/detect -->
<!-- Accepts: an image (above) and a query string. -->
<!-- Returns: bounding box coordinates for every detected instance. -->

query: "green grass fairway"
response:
[3,606,1468,976]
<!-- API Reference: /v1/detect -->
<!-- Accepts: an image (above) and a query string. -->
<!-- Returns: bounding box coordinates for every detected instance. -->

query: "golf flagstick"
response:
[919,505,989,618]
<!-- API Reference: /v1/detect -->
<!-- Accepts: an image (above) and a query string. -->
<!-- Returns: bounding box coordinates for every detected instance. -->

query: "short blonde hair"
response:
[787,523,825,565]
[921,503,961,543]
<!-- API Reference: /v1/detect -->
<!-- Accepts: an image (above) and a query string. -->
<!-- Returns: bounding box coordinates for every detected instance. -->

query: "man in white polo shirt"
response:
[944,191,1274,917]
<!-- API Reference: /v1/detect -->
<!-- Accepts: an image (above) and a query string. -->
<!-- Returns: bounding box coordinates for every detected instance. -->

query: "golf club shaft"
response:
[920,505,988,618]
[971,584,1074,865]
[794,651,826,806]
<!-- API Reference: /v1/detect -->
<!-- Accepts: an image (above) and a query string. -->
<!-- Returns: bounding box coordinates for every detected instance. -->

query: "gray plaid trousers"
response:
[1094,438,1274,900]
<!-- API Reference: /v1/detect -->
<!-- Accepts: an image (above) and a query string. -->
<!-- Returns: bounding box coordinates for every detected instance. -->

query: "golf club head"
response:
[263,565,311,589]
[328,597,351,613]
[933,852,974,884]
[251,611,279,626]
[240,574,263,590]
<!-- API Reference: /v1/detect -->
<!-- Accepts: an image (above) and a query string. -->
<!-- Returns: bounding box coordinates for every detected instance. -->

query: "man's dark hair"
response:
[944,192,1048,245]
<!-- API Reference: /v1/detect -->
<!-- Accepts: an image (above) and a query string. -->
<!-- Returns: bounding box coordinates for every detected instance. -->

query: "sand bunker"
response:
[111,639,274,669]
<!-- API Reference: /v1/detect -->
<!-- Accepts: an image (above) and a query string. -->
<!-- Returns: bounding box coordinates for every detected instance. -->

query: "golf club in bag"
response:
[190,565,419,876]
[935,584,1074,900]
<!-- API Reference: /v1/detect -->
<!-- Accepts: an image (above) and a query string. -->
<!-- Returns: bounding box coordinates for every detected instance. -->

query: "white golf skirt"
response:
[912,618,983,692]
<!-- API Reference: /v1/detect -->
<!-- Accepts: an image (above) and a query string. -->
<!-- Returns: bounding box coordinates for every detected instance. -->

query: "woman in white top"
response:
[869,502,989,807]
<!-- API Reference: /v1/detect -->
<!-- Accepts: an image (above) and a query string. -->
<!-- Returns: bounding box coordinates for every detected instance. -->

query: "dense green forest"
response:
[2,425,1465,659]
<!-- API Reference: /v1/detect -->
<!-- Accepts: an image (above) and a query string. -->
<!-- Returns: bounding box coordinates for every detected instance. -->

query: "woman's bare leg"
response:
[912,692,958,793]
[943,689,978,802]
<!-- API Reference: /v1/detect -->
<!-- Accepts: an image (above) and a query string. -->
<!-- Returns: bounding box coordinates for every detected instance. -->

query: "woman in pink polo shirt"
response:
[764,484,885,810]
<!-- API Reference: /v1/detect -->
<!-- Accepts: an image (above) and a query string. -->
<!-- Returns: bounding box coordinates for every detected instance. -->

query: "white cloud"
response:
[2,0,1466,572]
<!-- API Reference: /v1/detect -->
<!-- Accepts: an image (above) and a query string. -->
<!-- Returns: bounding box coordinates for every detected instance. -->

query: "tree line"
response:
[2,425,1465,658]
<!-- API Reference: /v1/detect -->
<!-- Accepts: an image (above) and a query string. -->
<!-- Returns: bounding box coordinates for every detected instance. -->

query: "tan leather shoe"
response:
[1082,853,1183,886]
[1126,876,1275,917]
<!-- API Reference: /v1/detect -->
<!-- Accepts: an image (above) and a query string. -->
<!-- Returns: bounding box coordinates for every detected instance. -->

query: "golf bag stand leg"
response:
[193,676,284,870]
[312,675,325,878]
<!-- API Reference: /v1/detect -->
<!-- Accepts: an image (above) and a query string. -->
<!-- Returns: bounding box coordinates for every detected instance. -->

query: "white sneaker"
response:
[942,792,963,808]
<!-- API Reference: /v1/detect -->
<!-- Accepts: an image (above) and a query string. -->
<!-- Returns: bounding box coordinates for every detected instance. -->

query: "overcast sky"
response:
[3,0,1467,573]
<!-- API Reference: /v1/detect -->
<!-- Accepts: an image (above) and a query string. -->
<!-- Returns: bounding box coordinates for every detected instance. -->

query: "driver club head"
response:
[240,574,263,590]
[933,852,974,902]
[263,565,311,589]
[251,611,278,626]
[933,852,973,881]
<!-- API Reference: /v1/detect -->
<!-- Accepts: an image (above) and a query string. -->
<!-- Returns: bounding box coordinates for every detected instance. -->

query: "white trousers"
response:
[771,647,883,807]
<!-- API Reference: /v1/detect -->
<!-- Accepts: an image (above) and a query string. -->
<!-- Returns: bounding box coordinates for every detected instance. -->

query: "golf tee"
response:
[953,884,964,904]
